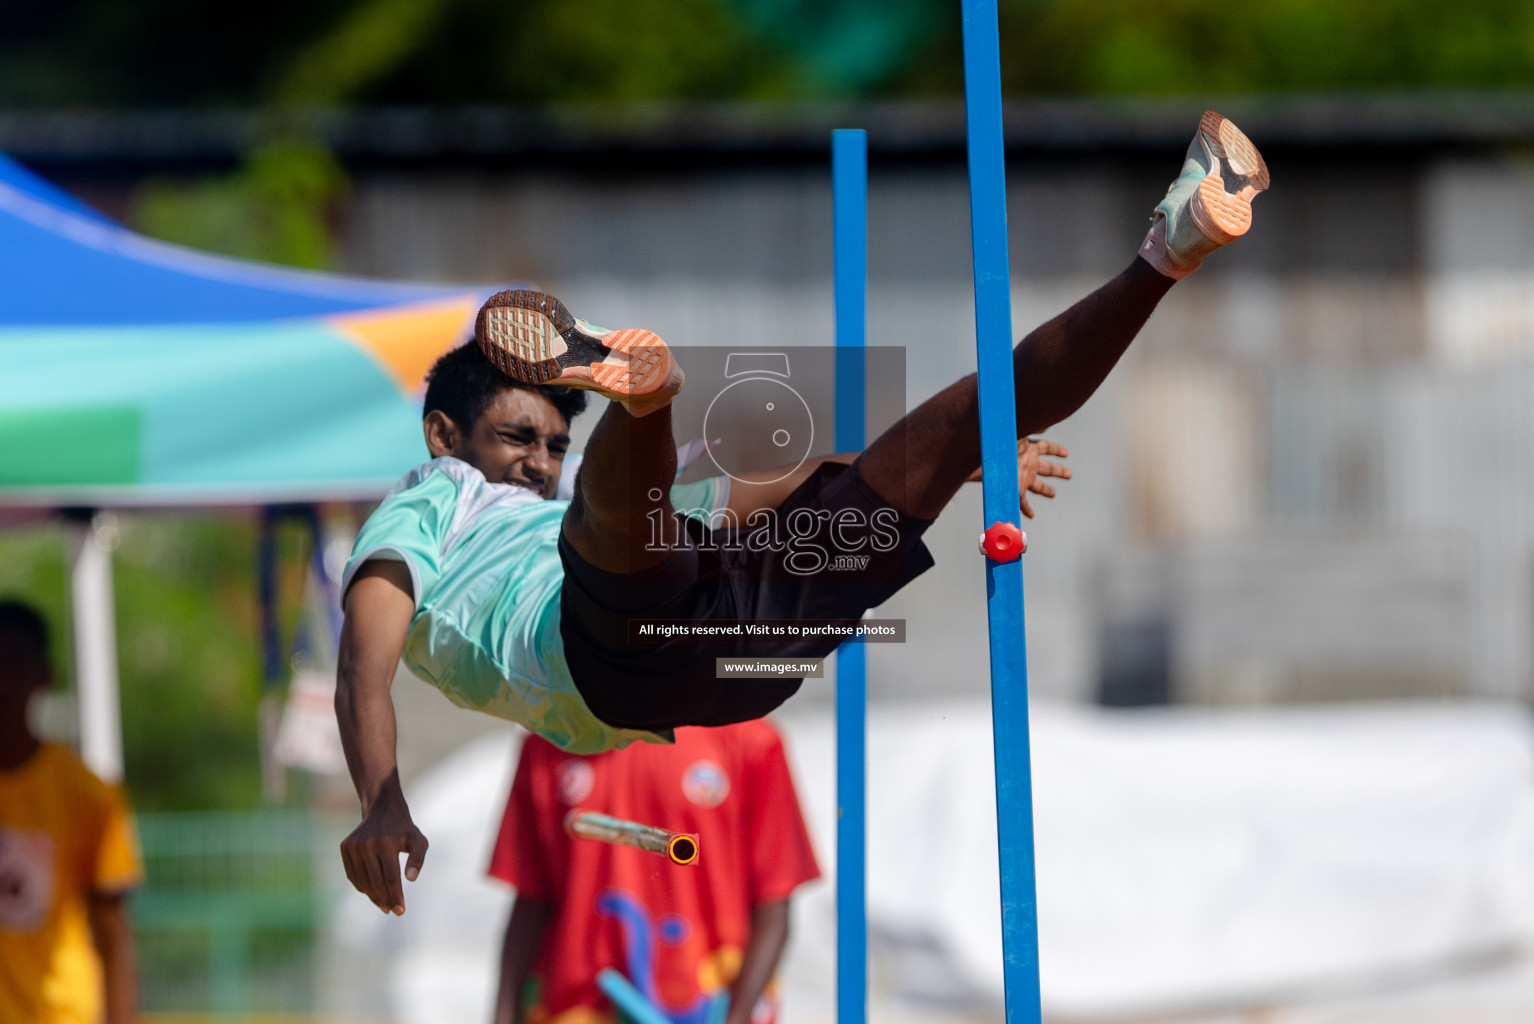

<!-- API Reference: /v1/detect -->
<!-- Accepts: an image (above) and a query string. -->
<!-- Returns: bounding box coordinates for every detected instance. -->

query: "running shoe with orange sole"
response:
[1140,110,1270,280]
[475,290,685,414]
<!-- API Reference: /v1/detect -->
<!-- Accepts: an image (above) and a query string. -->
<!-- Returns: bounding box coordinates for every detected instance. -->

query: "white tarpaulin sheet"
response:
[332,700,1534,1021]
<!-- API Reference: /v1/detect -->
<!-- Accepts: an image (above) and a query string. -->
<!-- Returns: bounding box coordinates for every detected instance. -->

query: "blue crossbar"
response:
[958,2,1044,1022]
[832,127,869,1024]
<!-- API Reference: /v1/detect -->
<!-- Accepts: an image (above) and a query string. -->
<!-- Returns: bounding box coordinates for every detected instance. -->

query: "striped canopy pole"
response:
[959,2,1045,1022]
[832,127,868,1024]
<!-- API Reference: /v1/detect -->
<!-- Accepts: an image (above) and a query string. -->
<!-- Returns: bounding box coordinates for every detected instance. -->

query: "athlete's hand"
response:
[340,786,429,915]
[966,437,1071,519]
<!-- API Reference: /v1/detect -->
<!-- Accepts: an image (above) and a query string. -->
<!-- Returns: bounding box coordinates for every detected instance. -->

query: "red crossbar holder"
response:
[979,521,1027,561]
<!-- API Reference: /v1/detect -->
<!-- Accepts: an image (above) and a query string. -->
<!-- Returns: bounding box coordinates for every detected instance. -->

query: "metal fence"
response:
[135,810,320,1015]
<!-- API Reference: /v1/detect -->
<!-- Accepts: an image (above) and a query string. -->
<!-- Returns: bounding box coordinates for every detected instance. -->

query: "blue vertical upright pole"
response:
[832,127,868,1024]
[958,3,1044,1023]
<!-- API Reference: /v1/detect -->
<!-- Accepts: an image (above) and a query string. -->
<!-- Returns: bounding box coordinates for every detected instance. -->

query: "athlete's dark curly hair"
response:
[423,341,588,430]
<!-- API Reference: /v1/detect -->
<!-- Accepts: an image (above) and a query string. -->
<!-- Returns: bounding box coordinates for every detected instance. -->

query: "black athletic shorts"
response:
[559,459,935,732]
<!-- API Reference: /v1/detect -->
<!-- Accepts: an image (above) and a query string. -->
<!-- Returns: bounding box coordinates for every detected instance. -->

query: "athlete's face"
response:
[425,388,570,499]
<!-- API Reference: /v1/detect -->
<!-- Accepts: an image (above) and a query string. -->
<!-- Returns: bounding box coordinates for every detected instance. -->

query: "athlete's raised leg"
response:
[564,400,681,572]
[856,257,1172,519]
[858,110,1269,519]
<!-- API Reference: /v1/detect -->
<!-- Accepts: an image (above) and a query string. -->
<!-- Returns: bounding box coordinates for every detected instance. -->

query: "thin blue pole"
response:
[832,127,868,1024]
[958,3,1043,1023]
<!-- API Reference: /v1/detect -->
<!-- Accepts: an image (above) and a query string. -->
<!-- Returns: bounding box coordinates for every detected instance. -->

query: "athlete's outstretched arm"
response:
[336,560,429,915]
[858,257,1171,520]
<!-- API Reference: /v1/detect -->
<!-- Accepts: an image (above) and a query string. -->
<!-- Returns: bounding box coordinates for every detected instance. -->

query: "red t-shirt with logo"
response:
[488,719,820,1024]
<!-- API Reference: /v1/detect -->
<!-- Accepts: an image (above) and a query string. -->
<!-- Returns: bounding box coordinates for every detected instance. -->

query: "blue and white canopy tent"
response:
[0,151,500,781]
[0,151,492,507]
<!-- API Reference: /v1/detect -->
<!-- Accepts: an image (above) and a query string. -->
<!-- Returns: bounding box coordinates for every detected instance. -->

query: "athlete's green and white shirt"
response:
[343,456,729,754]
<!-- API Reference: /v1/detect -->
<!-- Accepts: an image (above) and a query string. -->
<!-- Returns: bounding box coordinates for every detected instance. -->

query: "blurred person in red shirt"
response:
[489,719,819,1024]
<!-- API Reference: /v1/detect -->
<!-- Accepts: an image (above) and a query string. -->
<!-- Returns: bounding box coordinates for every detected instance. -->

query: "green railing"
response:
[134,810,320,1014]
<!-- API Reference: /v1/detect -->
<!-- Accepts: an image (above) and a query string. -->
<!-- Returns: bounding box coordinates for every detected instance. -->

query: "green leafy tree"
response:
[1000,0,1534,95]
[130,142,347,269]
[110,516,267,811]
[10,0,1534,106]
[363,0,791,103]
[893,0,1534,97]
[0,517,268,811]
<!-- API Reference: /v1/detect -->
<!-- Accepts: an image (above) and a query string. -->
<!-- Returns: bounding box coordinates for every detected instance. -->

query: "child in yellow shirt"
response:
[0,601,143,1024]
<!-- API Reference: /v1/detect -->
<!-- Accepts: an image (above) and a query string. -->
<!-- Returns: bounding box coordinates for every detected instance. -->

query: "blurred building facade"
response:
[17,95,1534,708]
